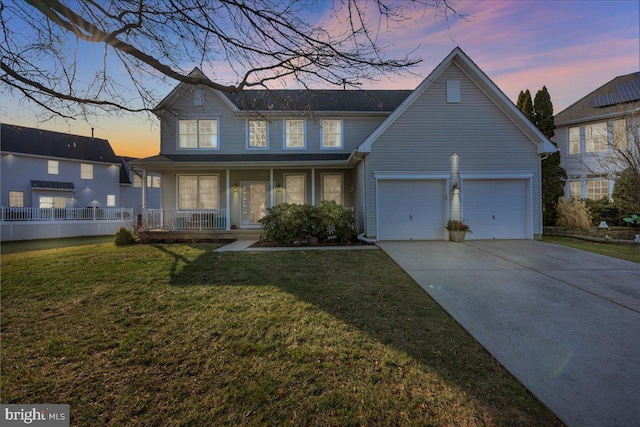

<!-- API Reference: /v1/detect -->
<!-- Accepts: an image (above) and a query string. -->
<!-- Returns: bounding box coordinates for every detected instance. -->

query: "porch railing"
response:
[1,207,133,222]
[143,209,229,231]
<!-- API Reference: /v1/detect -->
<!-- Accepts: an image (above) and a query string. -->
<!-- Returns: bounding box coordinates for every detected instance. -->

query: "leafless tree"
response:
[1,0,460,120]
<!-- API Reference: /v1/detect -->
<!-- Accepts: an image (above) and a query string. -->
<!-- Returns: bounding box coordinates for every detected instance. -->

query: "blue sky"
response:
[2,0,638,157]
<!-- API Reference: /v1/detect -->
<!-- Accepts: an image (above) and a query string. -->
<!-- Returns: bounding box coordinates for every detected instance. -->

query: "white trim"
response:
[283,173,306,204]
[246,119,269,150]
[373,171,450,180]
[320,119,343,150]
[320,172,344,205]
[459,171,535,180]
[283,119,306,150]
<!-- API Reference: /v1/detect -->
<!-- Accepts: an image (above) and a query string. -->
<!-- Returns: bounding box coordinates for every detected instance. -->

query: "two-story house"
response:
[135,48,556,240]
[553,72,640,200]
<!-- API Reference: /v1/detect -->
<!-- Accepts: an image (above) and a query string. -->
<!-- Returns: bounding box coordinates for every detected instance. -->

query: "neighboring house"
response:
[119,156,161,210]
[553,72,640,200]
[1,123,122,210]
[135,48,555,240]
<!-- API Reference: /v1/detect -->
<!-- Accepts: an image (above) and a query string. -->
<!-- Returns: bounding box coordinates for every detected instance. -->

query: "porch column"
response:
[311,168,316,206]
[270,168,274,207]
[141,169,147,209]
[225,169,231,231]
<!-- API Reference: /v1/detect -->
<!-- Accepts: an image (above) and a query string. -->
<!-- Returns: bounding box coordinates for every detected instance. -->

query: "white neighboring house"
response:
[0,123,160,241]
[553,72,640,201]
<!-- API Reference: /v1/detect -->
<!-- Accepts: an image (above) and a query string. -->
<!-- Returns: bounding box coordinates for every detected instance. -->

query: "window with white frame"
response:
[39,196,66,209]
[107,195,116,207]
[586,179,608,200]
[285,120,305,148]
[285,174,305,204]
[248,120,268,148]
[9,191,23,207]
[569,181,582,198]
[81,163,93,179]
[613,119,628,150]
[322,120,342,149]
[152,176,161,188]
[178,175,218,210]
[178,119,218,149]
[585,122,608,153]
[569,127,580,155]
[322,174,342,204]
[48,160,59,175]
[133,174,143,187]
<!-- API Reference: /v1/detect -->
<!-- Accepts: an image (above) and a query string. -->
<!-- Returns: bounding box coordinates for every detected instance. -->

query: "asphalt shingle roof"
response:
[31,180,75,190]
[555,72,640,126]
[1,123,120,164]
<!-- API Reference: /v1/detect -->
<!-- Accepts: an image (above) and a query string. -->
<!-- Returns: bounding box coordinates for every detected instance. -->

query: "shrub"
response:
[259,202,355,245]
[556,197,592,228]
[114,227,137,246]
[585,197,622,226]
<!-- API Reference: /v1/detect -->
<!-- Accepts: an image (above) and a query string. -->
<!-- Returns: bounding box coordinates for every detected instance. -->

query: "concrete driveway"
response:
[378,240,640,427]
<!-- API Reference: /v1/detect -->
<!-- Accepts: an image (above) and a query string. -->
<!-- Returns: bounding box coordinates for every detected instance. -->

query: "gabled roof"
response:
[1,123,120,164]
[555,72,640,126]
[356,47,556,155]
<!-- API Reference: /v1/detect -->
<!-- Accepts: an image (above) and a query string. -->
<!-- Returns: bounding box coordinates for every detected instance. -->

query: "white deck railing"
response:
[143,209,229,231]
[1,207,134,222]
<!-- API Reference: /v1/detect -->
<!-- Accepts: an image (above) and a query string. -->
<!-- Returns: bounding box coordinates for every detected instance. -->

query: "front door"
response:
[241,182,268,226]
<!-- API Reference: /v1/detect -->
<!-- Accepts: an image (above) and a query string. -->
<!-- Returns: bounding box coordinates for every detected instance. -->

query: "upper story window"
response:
[179,119,218,149]
[81,163,93,180]
[321,119,342,149]
[48,160,59,175]
[8,191,23,207]
[285,119,305,149]
[447,80,461,103]
[133,174,143,187]
[585,122,608,153]
[569,127,580,155]
[248,120,268,149]
[613,119,628,150]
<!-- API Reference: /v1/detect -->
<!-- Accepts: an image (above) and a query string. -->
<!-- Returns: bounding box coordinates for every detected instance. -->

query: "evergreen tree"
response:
[516,87,567,225]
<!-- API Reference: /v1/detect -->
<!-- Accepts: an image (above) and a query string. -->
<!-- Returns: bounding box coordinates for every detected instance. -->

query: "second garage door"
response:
[377,180,446,240]
[462,179,530,240]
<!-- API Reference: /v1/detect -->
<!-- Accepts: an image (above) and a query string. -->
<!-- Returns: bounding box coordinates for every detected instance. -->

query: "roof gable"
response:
[356,47,556,155]
[555,72,640,126]
[1,123,120,164]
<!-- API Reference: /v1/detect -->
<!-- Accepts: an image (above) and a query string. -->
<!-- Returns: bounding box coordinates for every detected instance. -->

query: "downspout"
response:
[353,150,376,244]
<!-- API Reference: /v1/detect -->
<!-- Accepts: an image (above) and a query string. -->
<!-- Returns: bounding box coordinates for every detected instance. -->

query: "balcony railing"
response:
[1,207,133,222]
[143,209,229,231]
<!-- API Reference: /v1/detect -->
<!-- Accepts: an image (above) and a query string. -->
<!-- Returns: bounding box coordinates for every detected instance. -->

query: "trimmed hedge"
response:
[259,201,355,245]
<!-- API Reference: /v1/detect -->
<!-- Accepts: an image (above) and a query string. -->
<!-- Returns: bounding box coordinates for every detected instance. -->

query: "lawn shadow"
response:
[157,245,558,424]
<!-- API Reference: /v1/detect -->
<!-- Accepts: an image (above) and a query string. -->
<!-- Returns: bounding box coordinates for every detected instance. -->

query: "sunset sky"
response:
[2,0,638,158]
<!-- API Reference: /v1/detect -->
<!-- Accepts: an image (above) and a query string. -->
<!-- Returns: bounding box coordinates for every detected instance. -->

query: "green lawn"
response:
[1,243,561,426]
[543,236,640,263]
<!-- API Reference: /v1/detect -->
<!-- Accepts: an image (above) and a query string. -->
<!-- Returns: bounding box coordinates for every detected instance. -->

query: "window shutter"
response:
[447,80,460,103]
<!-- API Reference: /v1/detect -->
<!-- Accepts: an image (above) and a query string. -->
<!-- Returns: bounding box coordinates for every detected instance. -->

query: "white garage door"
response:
[378,180,445,240]
[462,179,529,240]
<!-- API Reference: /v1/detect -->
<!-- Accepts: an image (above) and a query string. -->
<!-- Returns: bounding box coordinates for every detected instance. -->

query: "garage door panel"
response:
[463,179,529,240]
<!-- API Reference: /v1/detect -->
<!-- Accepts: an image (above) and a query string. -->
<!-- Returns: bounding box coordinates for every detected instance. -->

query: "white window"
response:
[152,176,161,188]
[613,119,627,150]
[107,195,116,207]
[322,120,342,149]
[81,163,93,179]
[569,181,582,198]
[48,160,59,175]
[248,120,268,148]
[322,174,343,205]
[39,196,66,209]
[9,191,23,207]
[178,175,218,210]
[285,120,305,149]
[284,174,305,204]
[133,174,143,187]
[585,123,608,153]
[447,80,461,103]
[587,179,608,200]
[569,127,580,155]
[179,119,218,149]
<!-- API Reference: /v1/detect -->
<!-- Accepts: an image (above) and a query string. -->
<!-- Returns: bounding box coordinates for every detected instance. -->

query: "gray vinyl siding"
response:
[1,154,120,208]
[353,160,366,233]
[364,63,542,237]
[159,87,387,155]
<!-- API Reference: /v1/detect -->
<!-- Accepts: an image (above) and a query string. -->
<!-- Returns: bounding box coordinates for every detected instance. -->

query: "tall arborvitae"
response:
[516,86,567,225]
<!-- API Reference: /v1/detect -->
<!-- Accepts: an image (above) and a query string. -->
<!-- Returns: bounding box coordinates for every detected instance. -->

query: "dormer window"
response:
[178,119,218,149]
